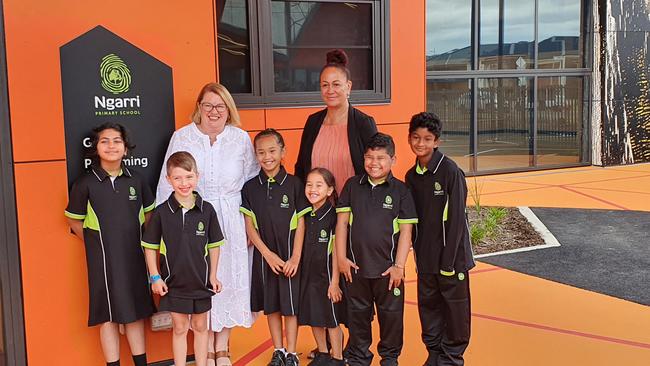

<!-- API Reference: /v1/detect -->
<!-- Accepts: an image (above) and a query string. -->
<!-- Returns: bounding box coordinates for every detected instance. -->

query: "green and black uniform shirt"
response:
[240,166,311,314]
[141,192,224,300]
[336,173,418,279]
[405,149,475,275]
[64,164,156,326]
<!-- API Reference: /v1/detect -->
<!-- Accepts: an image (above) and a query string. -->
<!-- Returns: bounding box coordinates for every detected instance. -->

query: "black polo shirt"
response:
[141,192,224,299]
[405,149,475,275]
[303,202,337,274]
[336,173,418,279]
[240,166,311,259]
[65,164,156,229]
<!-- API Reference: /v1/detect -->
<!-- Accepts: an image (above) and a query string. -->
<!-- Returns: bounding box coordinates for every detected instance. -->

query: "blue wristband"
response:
[149,274,162,283]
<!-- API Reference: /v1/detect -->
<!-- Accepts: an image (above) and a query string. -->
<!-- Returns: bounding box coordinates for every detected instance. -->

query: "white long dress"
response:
[156,123,259,331]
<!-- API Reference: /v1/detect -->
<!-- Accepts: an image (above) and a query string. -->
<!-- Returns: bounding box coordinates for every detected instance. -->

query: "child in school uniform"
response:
[299,168,346,366]
[405,112,474,366]
[335,132,418,366]
[240,129,311,366]
[142,151,224,366]
[65,122,155,366]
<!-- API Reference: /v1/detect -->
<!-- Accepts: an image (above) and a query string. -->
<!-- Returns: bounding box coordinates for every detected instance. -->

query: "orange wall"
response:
[3,0,424,364]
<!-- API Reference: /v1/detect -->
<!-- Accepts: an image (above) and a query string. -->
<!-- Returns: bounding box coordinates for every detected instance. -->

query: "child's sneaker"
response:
[328,358,345,366]
[268,350,286,366]
[285,353,300,366]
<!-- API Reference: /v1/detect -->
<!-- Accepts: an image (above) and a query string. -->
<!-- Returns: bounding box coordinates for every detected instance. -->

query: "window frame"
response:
[216,0,391,108]
[425,0,593,175]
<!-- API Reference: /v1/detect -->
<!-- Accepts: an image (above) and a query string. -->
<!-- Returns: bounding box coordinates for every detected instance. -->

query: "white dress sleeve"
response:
[243,133,259,181]
[155,129,179,205]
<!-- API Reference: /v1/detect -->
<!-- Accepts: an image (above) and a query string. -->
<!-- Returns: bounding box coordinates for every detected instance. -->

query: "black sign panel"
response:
[60,25,175,190]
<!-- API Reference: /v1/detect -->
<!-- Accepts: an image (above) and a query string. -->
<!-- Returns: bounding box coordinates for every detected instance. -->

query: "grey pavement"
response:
[479,207,650,306]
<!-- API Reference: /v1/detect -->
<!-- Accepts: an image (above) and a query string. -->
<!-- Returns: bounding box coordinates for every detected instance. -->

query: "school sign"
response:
[60,25,175,190]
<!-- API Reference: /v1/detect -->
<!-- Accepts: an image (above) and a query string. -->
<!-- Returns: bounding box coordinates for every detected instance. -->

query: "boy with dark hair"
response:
[335,132,418,366]
[405,112,474,366]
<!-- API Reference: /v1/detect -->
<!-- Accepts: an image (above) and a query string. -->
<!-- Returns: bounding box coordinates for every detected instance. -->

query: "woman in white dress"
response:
[156,83,258,366]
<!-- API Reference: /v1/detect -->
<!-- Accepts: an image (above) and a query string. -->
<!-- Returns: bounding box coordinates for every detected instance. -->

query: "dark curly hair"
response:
[408,112,442,139]
[87,122,135,162]
[365,132,395,157]
[320,49,351,81]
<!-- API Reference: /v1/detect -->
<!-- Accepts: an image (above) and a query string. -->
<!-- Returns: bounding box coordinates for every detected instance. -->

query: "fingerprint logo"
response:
[100,54,131,94]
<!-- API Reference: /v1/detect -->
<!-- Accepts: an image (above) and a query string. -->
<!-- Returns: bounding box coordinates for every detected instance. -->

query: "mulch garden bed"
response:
[467,207,545,255]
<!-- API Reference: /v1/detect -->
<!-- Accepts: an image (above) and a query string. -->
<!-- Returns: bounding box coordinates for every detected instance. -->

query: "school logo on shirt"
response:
[196,221,205,236]
[434,181,445,196]
[280,194,290,209]
[128,186,138,200]
[382,195,393,209]
[319,229,329,243]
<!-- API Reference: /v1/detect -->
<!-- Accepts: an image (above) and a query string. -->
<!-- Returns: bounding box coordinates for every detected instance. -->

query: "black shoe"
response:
[307,352,330,366]
[268,350,286,366]
[285,353,300,366]
[328,357,346,366]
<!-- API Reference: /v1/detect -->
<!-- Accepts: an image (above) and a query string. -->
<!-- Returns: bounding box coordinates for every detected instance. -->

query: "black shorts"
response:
[159,296,211,315]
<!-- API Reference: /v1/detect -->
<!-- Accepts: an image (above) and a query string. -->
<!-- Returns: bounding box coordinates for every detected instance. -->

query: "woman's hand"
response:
[152,279,168,296]
[283,256,300,277]
[327,283,343,303]
[264,251,285,275]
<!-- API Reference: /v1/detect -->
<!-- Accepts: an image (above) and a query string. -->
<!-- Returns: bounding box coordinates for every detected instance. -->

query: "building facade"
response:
[0,0,648,365]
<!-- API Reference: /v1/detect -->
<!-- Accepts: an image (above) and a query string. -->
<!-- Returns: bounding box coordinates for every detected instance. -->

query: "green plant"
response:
[470,221,487,244]
[484,207,507,239]
[468,176,484,214]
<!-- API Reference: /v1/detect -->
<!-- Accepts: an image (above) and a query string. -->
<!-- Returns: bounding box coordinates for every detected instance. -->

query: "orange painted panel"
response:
[264,107,322,130]
[240,109,266,132]
[14,161,174,365]
[4,0,217,162]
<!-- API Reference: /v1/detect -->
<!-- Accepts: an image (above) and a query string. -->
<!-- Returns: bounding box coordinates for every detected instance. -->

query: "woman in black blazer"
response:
[294,50,378,188]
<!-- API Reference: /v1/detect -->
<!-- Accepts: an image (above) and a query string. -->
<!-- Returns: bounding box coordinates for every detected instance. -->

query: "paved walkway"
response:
[225,164,650,365]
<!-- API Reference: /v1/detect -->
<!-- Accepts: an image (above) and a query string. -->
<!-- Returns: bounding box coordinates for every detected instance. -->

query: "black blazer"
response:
[294,106,378,182]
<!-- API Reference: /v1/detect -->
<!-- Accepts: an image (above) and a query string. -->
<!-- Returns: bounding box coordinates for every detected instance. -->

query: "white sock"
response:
[274,348,287,356]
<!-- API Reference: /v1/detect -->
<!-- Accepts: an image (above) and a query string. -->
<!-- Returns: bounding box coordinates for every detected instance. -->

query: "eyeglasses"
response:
[200,102,227,113]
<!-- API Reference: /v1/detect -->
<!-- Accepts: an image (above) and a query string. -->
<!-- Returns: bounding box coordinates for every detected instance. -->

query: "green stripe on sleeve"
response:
[64,210,86,220]
[141,241,160,250]
[397,218,419,224]
[207,240,225,249]
[297,207,312,218]
[239,207,258,229]
[440,269,455,276]
[336,207,351,213]
[327,234,335,255]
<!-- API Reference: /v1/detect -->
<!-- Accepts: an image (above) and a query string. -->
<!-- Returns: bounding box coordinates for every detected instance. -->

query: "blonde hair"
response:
[191,83,241,127]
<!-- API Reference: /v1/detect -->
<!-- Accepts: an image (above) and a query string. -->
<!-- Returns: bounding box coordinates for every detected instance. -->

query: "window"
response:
[217,0,390,107]
[426,0,591,174]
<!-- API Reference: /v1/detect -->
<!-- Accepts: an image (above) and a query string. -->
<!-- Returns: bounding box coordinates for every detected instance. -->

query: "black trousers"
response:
[417,272,471,366]
[346,274,404,366]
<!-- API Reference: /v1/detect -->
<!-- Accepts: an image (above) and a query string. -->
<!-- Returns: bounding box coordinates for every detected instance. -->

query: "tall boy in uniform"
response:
[405,112,475,366]
[335,132,418,366]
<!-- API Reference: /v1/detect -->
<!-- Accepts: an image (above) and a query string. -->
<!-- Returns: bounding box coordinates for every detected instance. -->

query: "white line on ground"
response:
[475,206,561,259]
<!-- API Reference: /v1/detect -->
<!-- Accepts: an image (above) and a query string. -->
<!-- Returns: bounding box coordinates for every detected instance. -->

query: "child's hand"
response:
[152,279,168,296]
[264,251,285,274]
[338,258,359,283]
[210,276,223,293]
[283,256,300,277]
[247,237,254,247]
[381,265,404,291]
[328,283,343,303]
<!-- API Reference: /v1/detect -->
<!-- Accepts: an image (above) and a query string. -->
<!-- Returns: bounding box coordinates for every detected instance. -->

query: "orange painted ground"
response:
[220,164,650,366]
